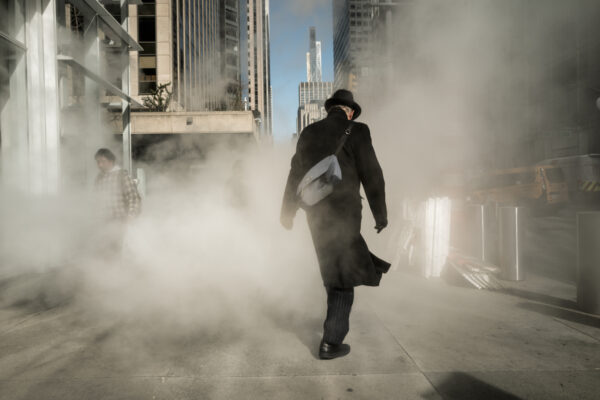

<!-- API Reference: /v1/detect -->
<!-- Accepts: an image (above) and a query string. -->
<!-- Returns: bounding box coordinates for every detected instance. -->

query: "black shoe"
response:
[319,340,351,360]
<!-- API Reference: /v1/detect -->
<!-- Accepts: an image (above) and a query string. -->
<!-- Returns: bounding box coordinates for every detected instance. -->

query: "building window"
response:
[226,25,237,37]
[226,53,238,66]
[139,42,156,55]
[226,38,237,49]
[138,17,156,42]
[225,10,237,23]
[138,4,155,16]
[138,1,156,95]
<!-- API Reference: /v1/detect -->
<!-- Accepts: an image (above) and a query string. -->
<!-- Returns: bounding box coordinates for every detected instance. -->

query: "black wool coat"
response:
[281,108,390,288]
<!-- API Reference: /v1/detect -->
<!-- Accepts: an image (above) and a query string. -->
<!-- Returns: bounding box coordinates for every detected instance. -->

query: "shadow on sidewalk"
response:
[517,302,600,329]
[501,288,577,309]
[264,308,323,360]
[0,268,78,313]
[424,372,523,400]
[499,287,600,329]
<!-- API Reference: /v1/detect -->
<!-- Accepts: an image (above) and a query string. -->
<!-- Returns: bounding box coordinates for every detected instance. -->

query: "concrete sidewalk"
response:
[0,270,598,399]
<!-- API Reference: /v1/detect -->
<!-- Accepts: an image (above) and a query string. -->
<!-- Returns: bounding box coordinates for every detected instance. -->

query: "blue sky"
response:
[270,1,334,142]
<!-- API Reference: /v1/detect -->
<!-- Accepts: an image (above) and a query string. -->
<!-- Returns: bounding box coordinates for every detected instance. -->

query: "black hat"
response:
[325,89,361,120]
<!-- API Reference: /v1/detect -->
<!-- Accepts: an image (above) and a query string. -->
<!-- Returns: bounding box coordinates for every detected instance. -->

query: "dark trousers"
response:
[323,287,354,345]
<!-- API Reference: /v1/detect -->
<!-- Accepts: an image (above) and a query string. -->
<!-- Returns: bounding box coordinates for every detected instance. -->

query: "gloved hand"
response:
[374,218,388,234]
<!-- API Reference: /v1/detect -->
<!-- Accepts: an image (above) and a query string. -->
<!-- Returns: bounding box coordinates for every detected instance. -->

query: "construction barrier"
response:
[579,181,600,192]
[499,206,527,281]
[465,204,485,260]
[463,204,498,265]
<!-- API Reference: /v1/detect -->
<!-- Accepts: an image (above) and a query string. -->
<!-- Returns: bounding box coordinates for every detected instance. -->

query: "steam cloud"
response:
[1,0,575,369]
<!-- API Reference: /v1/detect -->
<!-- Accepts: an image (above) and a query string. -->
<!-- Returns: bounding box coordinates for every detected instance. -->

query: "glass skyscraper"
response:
[246,0,272,137]
[307,27,322,83]
[333,0,374,90]
[296,27,333,134]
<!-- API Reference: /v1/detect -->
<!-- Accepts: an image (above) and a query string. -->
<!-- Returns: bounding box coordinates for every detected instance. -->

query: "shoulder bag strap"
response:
[334,121,354,156]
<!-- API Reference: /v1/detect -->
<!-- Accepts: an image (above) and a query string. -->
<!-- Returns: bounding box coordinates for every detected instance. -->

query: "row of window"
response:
[138,1,156,94]
[349,2,370,10]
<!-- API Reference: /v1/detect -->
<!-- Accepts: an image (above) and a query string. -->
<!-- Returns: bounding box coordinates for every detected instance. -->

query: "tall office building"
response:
[246,0,272,137]
[333,0,374,90]
[131,0,242,111]
[306,26,322,82]
[299,82,333,107]
[297,28,333,133]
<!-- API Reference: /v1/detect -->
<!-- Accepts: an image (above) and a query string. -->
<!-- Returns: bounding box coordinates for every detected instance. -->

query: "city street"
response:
[3,0,600,399]
[1,265,598,399]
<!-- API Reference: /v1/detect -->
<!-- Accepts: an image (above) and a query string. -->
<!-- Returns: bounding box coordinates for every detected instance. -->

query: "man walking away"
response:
[281,89,390,360]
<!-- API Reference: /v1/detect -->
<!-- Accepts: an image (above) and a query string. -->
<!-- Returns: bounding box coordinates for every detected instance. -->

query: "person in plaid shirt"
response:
[94,148,141,255]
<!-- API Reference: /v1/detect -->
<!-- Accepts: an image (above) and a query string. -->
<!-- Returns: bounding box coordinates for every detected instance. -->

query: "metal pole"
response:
[465,204,485,260]
[499,206,526,281]
[83,14,101,184]
[121,0,132,174]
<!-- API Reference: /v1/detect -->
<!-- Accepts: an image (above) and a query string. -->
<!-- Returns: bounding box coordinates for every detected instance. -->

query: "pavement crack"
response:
[363,299,444,399]
[552,318,600,343]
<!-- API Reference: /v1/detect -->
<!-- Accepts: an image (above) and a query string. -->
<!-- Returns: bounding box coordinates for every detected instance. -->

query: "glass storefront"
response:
[1,0,140,193]
[0,0,26,42]
[0,0,28,188]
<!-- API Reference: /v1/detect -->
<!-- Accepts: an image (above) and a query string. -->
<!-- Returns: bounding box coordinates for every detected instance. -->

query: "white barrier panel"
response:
[422,197,451,278]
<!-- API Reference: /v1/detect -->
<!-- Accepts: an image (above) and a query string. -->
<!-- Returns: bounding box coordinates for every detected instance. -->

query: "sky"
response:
[269,1,334,142]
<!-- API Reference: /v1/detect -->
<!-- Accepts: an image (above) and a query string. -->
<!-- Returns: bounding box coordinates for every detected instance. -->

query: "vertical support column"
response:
[121,0,132,174]
[41,0,60,193]
[129,3,139,100]
[385,5,393,83]
[25,0,59,194]
[499,207,527,281]
[83,14,101,184]
[25,0,44,193]
[156,0,172,103]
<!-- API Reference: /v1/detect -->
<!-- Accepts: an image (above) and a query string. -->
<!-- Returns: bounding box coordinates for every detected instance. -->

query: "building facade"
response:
[306,26,322,82]
[298,81,333,107]
[246,0,272,137]
[129,0,243,112]
[332,0,374,91]
[297,82,333,133]
[297,101,329,134]
[363,0,600,172]
[523,0,600,162]
[296,27,333,134]
[127,0,262,171]
[1,0,140,193]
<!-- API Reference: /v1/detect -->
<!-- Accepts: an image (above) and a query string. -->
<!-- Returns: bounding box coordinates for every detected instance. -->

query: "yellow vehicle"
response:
[471,165,569,206]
